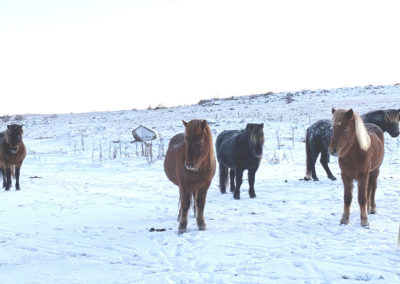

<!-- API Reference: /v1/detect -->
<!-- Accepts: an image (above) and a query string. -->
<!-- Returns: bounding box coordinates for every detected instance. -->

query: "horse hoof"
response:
[369,208,377,214]
[233,195,240,200]
[340,217,349,225]
[303,176,311,181]
[313,178,319,181]
[198,224,206,231]
[178,227,187,234]
[360,219,370,227]
[249,192,256,198]
[220,190,226,194]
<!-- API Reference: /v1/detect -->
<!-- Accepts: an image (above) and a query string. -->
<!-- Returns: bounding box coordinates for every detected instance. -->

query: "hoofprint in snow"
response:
[1,84,400,283]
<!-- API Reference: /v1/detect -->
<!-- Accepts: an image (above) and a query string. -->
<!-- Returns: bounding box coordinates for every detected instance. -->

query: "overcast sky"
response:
[1,0,399,115]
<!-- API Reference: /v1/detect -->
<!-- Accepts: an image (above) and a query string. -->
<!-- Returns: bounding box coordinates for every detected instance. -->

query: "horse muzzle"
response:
[185,162,198,172]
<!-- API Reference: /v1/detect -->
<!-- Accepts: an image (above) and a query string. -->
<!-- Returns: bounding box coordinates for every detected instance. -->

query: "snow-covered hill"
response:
[1,84,400,283]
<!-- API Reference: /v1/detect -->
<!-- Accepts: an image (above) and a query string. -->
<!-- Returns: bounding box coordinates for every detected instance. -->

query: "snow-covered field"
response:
[1,84,400,283]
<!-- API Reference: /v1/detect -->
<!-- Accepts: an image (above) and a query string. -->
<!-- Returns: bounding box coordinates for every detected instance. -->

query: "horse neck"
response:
[341,131,368,159]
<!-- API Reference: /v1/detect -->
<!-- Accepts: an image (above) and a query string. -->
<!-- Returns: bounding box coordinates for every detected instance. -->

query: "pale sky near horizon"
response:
[1,0,399,115]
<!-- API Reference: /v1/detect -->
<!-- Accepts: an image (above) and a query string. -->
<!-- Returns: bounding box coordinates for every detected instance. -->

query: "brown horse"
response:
[164,120,216,234]
[329,108,384,227]
[0,124,26,190]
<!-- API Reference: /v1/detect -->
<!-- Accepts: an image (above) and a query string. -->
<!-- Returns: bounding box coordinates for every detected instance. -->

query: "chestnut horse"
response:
[164,120,216,234]
[329,109,384,226]
[0,124,26,190]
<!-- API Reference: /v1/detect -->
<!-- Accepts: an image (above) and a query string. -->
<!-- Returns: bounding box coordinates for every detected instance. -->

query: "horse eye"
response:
[343,127,348,130]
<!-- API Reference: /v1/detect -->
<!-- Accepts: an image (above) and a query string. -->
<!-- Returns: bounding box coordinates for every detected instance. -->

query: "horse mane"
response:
[333,109,371,151]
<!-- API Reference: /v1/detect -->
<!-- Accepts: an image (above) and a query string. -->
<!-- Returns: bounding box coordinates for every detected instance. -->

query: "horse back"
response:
[164,133,184,186]
[306,119,332,150]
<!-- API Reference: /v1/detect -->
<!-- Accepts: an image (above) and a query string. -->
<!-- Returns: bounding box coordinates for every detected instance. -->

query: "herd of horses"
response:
[164,108,400,234]
[1,108,399,239]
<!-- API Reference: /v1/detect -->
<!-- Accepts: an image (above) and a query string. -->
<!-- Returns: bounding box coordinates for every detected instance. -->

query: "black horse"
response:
[216,123,264,199]
[305,109,400,181]
[0,124,26,190]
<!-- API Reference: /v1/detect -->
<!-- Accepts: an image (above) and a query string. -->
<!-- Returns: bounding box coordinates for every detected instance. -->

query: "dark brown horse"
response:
[0,124,26,190]
[164,120,216,234]
[329,109,384,227]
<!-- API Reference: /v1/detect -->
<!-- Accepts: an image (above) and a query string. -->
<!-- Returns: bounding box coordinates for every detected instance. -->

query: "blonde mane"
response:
[333,109,371,151]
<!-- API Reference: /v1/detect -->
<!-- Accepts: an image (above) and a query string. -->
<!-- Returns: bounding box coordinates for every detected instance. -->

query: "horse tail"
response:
[305,128,312,179]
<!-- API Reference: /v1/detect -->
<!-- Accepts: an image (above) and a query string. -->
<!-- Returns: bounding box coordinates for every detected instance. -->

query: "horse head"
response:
[329,108,370,157]
[5,124,23,154]
[182,120,211,172]
[246,123,264,158]
[384,109,400,137]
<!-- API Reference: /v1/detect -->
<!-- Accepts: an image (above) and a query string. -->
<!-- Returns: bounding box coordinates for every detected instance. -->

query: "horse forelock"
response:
[246,124,264,144]
[333,109,370,151]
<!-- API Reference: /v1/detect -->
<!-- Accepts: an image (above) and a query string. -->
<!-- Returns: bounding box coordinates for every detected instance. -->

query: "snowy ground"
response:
[1,84,400,283]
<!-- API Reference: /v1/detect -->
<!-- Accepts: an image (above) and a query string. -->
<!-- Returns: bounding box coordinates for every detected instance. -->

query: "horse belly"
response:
[164,152,182,186]
[164,145,184,187]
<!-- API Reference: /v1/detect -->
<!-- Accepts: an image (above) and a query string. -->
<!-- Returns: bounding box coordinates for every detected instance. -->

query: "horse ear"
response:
[201,120,207,130]
[7,125,10,129]
[332,108,336,114]
[260,123,264,129]
[346,109,354,120]
[182,120,188,127]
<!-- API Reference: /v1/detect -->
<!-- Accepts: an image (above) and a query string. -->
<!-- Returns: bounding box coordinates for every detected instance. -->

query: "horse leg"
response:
[219,164,227,194]
[1,167,6,189]
[248,168,257,198]
[368,169,379,214]
[340,175,353,225]
[358,174,370,227]
[195,188,208,231]
[305,140,320,181]
[320,149,336,180]
[233,169,243,200]
[15,166,21,190]
[5,167,12,190]
[310,150,320,181]
[229,169,235,192]
[178,189,191,234]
